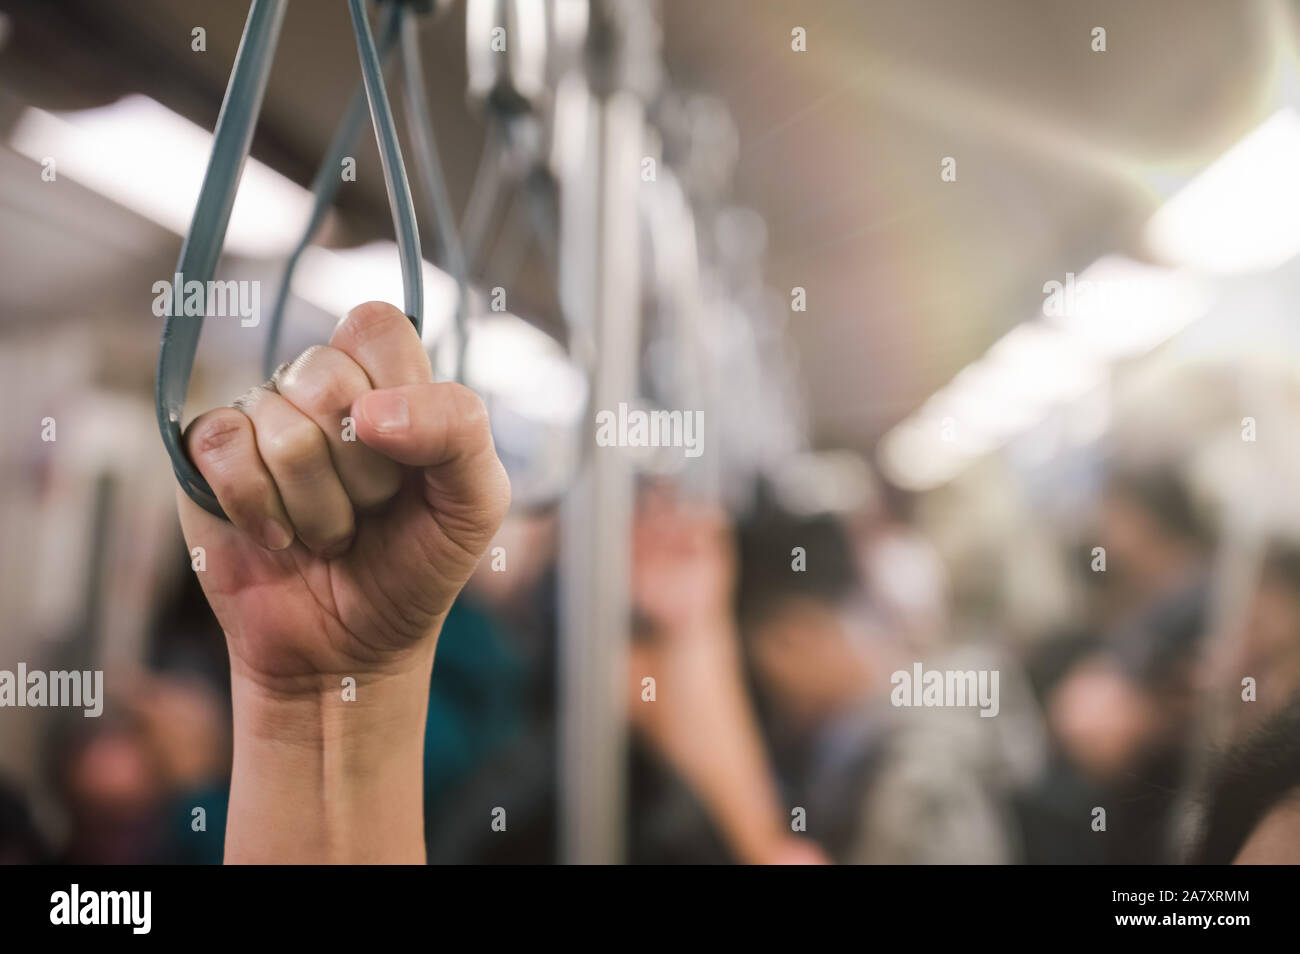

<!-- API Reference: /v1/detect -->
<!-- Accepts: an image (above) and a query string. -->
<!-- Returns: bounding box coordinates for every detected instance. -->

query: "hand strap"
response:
[156,0,424,519]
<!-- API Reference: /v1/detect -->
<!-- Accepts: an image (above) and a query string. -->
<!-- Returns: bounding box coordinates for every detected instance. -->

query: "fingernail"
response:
[365,392,409,433]
[263,519,293,551]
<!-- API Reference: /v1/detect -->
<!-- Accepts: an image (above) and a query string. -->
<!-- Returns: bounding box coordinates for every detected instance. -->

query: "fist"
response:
[631,488,735,635]
[178,302,510,691]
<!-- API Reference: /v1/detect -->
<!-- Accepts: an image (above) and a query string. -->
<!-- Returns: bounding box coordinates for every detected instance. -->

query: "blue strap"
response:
[155,0,287,519]
[347,0,423,333]
[262,0,405,380]
[399,3,470,382]
[157,0,425,520]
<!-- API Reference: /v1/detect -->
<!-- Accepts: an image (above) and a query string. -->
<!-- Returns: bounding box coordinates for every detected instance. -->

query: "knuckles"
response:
[274,346,364,415]
[261,420,328,478]
[188,339,509,537]
[211,473,273,512]
[446,383,493,452]
[335,301,414,349]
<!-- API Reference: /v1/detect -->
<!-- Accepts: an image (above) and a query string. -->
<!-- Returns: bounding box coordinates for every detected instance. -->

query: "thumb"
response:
[352,381,511,541]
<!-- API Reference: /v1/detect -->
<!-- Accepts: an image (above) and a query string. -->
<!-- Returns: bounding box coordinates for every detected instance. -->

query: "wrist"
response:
[225,649,435,864]
[228,646,436,745]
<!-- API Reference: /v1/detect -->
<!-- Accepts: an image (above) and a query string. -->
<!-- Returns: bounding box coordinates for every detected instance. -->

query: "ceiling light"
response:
[293,242,458,347]
[9,94,313,258]
[1042,255,1213,357]
[1145,107,1300,274]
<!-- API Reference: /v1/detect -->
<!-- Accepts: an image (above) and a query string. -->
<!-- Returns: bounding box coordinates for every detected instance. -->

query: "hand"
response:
[180,301,510,690]
[631,486,735,635]
[177,302,510,863]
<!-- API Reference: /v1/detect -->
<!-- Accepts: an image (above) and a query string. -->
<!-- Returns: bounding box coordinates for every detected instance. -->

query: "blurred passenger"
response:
[51,718,168,865]
[118,672,230,795]
[627,486,826,864]
[850,480,950,656]
[1092,468,1209,630]
[1225,543,1300,732]
[1016,466,1210,863]
[460,512,560,719]
[426,489,826,865]
[49,672,232,864]
[117,671,231,864]
[1193,691,1300,863]
[735,495,1022,863]
[421,599,527,837]
[423,515,557,864]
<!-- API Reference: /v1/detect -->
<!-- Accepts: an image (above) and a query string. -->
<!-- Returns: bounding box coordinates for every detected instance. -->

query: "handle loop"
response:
[156,0,424,519]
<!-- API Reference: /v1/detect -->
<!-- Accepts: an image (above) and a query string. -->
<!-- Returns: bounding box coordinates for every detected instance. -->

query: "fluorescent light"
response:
[877,322,1107,491]
[464,314,587,425]
[876,105,1284,494]
[1145,107,1300,274]
[1042,255,1212,357]
[9,94,313,258]
[980,322,1105,410]
[294,243,458,347]
[938,362,1048,442]
[878,420,973,492]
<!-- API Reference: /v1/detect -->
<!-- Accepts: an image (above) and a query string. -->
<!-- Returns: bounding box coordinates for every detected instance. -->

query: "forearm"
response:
[224,650,435,865]
[655,618,791,864]
[688,658,791,863]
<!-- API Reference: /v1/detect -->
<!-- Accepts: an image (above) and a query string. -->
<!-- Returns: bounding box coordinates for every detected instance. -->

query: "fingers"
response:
[329,300,433,389]
[186,302,487,559]
[271,345,404,509]
[236,386,356,557]
[184,407,294,551]
[353,382,511,547]
[353,381,491,468]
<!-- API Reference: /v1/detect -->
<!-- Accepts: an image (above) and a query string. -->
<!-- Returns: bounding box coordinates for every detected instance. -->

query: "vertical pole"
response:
[556,78,644,863]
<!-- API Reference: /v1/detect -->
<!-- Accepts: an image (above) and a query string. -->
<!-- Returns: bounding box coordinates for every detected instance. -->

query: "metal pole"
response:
[555,78,644,865]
